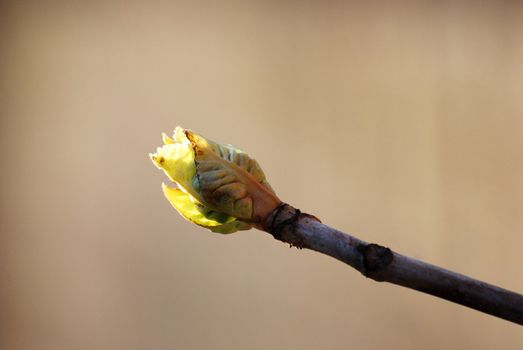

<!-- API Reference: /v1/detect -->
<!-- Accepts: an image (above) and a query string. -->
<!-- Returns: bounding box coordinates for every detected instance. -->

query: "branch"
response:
[264,204,523,325]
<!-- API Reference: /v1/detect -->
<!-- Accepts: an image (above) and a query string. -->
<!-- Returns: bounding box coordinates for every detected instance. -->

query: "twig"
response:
[264,204,523,325]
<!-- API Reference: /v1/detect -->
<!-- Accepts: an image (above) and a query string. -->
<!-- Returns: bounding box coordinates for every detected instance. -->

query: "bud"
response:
[150,127,280,233]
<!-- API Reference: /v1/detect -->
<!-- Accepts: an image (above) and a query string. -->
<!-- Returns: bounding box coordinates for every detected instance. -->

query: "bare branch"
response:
[264,204,523,325]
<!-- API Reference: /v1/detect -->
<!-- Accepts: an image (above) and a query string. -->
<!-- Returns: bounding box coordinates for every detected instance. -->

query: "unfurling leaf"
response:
[150,126,280,233]
[162,183,251,234]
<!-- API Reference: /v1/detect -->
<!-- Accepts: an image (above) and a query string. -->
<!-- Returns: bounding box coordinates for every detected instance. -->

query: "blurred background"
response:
[1,1,522,349]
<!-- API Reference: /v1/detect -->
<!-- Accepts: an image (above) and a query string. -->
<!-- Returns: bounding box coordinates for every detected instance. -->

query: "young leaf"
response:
[184,130,280,222]
[162,183,251,234]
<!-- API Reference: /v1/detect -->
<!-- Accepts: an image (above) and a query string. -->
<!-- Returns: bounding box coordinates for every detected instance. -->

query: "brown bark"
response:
[263,204,523,325]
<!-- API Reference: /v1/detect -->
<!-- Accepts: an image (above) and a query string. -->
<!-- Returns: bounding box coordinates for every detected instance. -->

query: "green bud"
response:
[150,127,280,233]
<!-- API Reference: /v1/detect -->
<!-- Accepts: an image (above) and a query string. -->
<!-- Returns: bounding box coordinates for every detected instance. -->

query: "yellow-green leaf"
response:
[162,183,251,234]
[184,130,277,220]
[186,130,274,194]
[150,127,201,202]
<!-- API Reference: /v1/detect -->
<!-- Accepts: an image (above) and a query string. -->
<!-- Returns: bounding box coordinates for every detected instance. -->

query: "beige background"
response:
[1,1,522,349]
